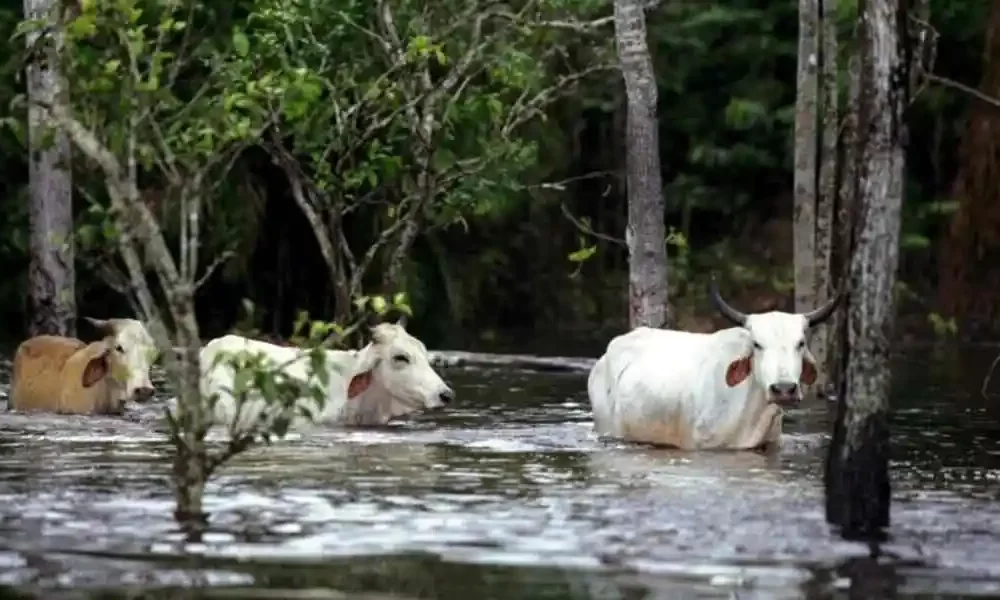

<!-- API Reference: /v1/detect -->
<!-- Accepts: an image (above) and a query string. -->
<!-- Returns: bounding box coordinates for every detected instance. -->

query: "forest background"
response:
[0,0,993,355]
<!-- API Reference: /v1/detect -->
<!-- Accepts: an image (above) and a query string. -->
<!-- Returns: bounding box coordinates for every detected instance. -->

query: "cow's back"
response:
[589,327,723,446]
[197,335,352,433]
[604,328,713,391]
[10,335,86,412]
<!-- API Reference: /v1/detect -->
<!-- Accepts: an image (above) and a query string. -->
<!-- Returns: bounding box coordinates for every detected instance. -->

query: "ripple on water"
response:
[0,357,998,596]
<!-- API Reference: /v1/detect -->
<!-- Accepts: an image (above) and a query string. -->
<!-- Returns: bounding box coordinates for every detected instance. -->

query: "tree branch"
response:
[924,72,1000,111]
[267,133,341,284]
[194,250,235,289]
[494,13,614,33]
[502,64,615,136]
[560,201,625,246]
[348,200,415,293]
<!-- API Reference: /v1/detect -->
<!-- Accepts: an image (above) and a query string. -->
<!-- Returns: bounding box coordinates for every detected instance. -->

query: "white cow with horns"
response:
[166,320,455,434]
[587,286,841,450]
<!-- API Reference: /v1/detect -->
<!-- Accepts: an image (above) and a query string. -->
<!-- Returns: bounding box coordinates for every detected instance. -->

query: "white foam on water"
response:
[463,438,538,452]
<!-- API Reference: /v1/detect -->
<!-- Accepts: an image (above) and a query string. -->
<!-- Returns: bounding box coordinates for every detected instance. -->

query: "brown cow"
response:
[9,334,129,415]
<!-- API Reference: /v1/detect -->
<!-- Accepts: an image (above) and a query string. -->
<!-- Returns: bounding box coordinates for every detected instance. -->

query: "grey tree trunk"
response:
[827,48,861,389]
[825,0,907,541]
[614,0,669,329]
[793,0,819,316]
[812,0,839,387]
[24,0,75,337]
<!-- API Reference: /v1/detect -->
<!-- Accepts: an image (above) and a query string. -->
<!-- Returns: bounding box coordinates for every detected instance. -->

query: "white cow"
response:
[587,287,840,450]
[168,321,455,435]
[83,317,158,403]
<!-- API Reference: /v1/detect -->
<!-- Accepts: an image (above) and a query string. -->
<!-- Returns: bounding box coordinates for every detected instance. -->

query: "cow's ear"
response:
[347,345,380,400]
[82,349,111,388]
[347,370,373,399]
[725,355,752,387]
[800,357,818,386]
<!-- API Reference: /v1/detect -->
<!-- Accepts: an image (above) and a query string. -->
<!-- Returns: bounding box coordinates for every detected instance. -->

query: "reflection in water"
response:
[0,353,999,597]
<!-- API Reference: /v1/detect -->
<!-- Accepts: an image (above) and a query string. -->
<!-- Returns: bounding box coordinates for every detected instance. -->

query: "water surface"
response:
[1,347,999,599]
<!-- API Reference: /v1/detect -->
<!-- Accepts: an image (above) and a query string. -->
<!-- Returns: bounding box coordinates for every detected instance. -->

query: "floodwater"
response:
[0,346,1000,599]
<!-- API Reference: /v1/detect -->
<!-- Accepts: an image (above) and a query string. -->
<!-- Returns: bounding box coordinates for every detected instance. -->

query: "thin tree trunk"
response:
[47,101,208,535]
[827,46,862,390]
[813,0,838,389]
[793,0,819,315]
[614,0,669,329]
[825,0,908,541]
[24,0,75,337]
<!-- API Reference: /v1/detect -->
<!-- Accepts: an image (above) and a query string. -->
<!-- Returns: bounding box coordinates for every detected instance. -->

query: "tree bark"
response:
[825,0,907,541]
[828,41,862,391]
[793,0,819,316]
[813,0,838,386]
[383,209,422,292]
[614,0,669,329]
[938,1,1000,332]
[170,291,207,538]
[24,0,75,337]
[44,102,208,536]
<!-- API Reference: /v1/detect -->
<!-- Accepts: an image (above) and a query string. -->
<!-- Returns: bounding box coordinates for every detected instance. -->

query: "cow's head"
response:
[76,336,131,415]
[84,317,158,403]
[348,319,455,416]
[710,286,841,407]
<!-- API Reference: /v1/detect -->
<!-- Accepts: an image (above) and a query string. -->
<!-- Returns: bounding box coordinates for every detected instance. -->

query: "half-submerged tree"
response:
[614,0,668,328]
[22,0,75,336]
[825,0,908,540]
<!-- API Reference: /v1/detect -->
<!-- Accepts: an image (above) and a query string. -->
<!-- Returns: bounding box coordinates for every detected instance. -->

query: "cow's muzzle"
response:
[131,386,156,403]
[768,382,801,408]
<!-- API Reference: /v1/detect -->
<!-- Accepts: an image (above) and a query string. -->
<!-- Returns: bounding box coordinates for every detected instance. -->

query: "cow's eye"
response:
[393,354,410,364]
[797,340,806,350]
[115,344,125,354]
[752,341,762,350]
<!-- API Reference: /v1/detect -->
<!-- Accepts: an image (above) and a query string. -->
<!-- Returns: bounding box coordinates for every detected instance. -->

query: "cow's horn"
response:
[803,293,842,327]
[709,283,747,326]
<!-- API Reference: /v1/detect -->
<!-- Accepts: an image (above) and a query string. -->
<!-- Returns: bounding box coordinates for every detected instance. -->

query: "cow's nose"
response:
[132,386,155,402]
[769,382,799,397]
[438,388,455,405]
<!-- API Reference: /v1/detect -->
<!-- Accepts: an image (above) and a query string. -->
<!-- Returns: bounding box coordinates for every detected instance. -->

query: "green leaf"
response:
[567,245,597,263]
[233,30,250,58]
[233,367,252,397]
[11,18,46,41]
[67,14,98,39]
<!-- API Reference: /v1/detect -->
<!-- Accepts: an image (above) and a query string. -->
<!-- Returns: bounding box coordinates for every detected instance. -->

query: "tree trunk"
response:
[812,0,838,388]
[938,1,1000,332]
[793,0,819,316]
[614,0,669,329]
[171,302,207,538]
[825,0,907,541]
[24,0,75,337]
[827,42,862,391]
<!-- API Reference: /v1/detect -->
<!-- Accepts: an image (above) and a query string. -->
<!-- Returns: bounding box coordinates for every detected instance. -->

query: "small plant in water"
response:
[166,293,412,539]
